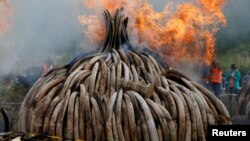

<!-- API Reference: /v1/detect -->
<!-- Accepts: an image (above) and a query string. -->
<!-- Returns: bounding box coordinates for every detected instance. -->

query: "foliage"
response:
[0,81,27,131]
[216,42,250,76]
[0,83,27,103]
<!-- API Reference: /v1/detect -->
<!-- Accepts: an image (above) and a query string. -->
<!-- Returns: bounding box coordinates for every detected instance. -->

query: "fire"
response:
[79,15,105,42]
[79,0,227,65]
[0,0,13,38]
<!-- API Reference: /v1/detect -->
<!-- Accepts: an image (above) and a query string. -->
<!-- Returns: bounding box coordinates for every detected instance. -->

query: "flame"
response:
[0,0,13,38]
[79,0,227,65]
[79,15,105,42]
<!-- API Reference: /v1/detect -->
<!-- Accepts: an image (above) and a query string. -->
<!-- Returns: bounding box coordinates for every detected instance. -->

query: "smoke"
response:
[0,0,234,81]
[0,0,88,75]
[217,0,250,50]
[224,0,250,36]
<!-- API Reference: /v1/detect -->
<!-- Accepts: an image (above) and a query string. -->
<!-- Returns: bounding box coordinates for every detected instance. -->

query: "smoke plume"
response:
[217,0,250,50]
[1,0,243,81]
[0,0,85,75]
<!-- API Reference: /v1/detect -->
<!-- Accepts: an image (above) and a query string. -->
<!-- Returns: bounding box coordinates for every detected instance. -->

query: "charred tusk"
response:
[1,107,10,132]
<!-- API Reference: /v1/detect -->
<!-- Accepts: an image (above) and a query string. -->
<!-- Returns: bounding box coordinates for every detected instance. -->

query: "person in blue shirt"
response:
[225,64,241,94]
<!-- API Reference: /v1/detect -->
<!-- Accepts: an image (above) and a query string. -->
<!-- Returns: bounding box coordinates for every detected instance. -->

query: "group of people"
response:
[207,62,241,97]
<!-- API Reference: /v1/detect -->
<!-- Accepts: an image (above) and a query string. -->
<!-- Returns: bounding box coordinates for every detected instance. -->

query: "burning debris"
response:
[17,9,231,141]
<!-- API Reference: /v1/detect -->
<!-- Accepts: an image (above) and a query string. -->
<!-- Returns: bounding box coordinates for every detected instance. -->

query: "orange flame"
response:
[0,0,13,38]
[79,0,227,65]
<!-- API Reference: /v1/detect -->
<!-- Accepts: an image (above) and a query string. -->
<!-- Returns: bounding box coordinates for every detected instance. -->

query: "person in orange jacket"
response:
[209,61,222,97]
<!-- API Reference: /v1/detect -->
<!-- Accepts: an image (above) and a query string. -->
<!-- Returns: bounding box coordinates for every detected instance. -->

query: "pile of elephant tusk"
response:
[18,9,231,141]
[237,84,250,119]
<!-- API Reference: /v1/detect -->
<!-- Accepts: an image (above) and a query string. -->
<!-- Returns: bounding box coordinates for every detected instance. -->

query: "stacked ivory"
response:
[18,9,231,141]
[237,83,250,119]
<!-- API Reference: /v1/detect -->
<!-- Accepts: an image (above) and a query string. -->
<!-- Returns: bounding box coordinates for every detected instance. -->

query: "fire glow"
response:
[79,0,227,65]
[0,0,13,38]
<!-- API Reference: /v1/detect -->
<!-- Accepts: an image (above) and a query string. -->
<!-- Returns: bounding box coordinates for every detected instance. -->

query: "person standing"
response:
[226,64,241,94]
[209,61,223,97]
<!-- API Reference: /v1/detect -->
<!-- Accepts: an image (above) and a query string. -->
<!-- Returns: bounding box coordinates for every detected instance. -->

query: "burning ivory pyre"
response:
[18,9,231,141]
